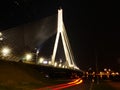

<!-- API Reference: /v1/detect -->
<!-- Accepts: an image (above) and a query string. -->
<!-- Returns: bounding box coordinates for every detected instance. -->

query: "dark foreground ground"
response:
[0,60,82,90]
[0,60,119,90]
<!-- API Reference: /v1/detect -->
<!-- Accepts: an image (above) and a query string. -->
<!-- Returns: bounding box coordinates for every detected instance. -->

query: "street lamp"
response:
[48,61,52,65]
[43,60,48,64]
[58,63,62,67]
[1,47,11,57]
[0,32,3,41]
[0,32,2,37]
[25,53,32,61]
[54,62,58,67]
[62,65,65,68]
[104,68,107,72]
[38,57,44,64]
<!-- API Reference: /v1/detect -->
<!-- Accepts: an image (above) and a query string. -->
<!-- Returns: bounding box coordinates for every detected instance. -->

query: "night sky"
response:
[0,0,120,71]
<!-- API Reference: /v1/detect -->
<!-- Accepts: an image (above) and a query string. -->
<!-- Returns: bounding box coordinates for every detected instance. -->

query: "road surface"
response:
[36,78,92,90]
[36,77,120,90]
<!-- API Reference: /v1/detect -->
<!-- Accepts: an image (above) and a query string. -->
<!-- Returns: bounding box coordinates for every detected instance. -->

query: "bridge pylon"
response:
[51,8,79,70]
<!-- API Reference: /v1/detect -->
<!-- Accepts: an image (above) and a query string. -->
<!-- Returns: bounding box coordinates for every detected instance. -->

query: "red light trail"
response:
[36,78,83,90]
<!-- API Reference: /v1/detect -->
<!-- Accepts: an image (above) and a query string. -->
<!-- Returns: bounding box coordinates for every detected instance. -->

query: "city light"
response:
[25,53,32,61]
[43,60,48,64]
[0,32,3,41]
[62,65,65,68]
[0,32,2,37]
[104,68,107,72]
[38,57,44,63]
[65,66,68,68]
[0,37,3,41]
[116,72,119,75]
[48,61,52,65]
[58,63,62,67]
[54,62,58,67]
[1,47,11,57]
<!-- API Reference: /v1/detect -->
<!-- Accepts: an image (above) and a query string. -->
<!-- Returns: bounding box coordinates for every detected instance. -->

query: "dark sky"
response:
[0,0,120,71]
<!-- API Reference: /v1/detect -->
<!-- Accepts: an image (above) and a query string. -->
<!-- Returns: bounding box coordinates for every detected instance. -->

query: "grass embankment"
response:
[0,60,69,90]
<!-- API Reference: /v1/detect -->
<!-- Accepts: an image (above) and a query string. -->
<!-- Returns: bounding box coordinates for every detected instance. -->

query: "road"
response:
[62,81,92,90]
[36,78,92,90]
[36,77,120,90]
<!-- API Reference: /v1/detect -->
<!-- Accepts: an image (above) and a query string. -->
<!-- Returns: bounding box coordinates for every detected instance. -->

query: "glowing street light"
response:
[54,62,58,67]
[59,63,62,67]
[104,68,107,72]
[1,47,11,57]
[48,61,52,65]
[65,66,68,68]
[0,32,2,37]
[62,65,65,68]
[108,69,111,72]
[38,57,44,63]
[43,60,48,64]
[0,32,3,41]
[116,72,119,75]
[0,37,3,41]
[25,53,32,61]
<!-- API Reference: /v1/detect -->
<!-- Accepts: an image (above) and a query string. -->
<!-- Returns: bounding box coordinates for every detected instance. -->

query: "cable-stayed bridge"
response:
[0,8,81,73]
[51,8,79,70]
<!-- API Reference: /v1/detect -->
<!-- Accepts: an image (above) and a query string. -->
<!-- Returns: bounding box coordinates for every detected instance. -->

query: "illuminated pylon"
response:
[51,8,79,69]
